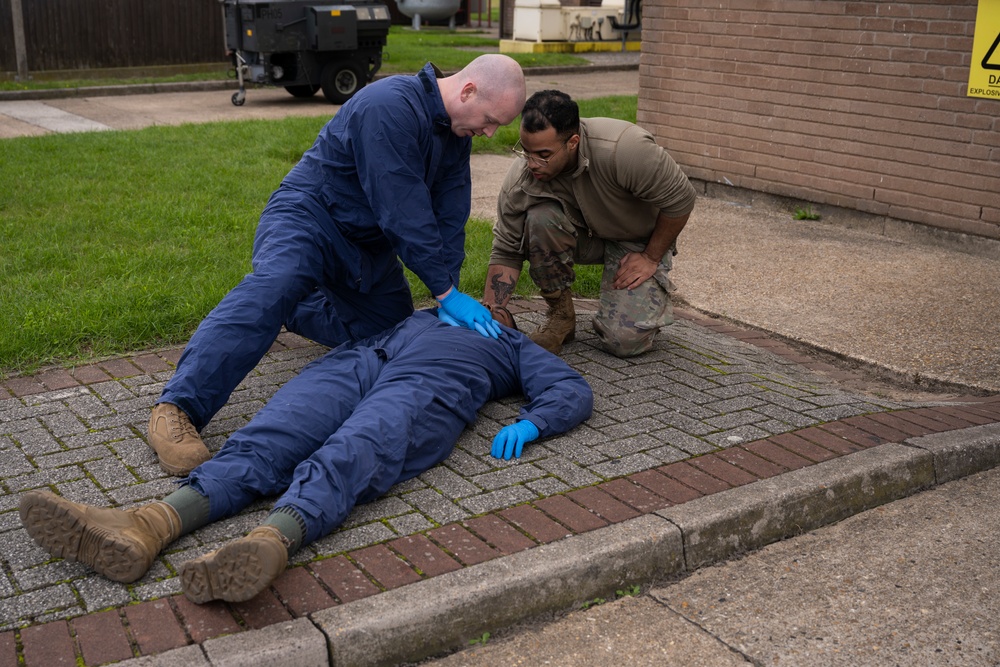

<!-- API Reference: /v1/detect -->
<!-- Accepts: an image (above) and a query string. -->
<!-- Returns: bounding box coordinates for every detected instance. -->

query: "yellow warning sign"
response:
[969,0,1000,99]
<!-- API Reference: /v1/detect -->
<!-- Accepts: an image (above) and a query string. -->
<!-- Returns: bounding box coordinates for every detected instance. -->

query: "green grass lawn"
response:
[380,26,587,73]
[0,96,636,377]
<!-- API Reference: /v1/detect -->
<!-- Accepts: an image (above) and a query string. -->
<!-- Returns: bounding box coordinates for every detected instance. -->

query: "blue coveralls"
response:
[161,63,472,431]
[185,310,594,545]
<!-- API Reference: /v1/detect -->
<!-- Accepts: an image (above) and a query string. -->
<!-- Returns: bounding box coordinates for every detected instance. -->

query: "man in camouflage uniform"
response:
[484,90,697,357]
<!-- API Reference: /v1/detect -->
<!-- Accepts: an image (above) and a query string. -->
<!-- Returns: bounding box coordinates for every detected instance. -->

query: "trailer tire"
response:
[285,84,321,98]
[320,61,365,105]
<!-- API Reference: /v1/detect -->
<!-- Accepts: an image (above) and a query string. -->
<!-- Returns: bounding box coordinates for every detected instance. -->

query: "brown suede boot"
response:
[530,289,576,354]
[180,526,289,604]
[19,489,181,583]
[148,403,210,476]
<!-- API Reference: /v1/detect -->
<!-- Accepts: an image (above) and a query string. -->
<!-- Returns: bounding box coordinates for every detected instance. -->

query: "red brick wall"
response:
[638,0,1000,242]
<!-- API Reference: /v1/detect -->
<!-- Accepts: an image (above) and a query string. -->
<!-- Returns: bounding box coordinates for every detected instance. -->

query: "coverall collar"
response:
[418,62,452,132]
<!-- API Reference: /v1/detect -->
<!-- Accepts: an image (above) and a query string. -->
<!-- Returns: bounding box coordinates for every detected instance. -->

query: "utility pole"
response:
[10,0,30,81]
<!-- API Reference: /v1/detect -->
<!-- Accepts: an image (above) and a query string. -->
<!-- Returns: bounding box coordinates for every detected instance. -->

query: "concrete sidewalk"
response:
[0,54,640,137]
[1,57,999,667]
[423,459,1000,667]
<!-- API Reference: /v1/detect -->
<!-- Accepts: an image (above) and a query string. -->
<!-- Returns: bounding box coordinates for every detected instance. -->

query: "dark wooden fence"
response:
[1,0,483,77]
[1,0,228,75]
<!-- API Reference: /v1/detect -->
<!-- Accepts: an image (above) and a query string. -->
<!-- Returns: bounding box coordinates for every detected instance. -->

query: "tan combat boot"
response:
[530,289,576,354]
[148,403,210,476]
[180,525,289,604]
[19,489,181,583]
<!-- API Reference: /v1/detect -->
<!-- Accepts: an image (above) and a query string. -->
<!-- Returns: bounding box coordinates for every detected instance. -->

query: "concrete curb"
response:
[118,423,1000,667]
[0,80,240,101]
[903,422,1000,484]
[203,618,328,667]
[656,443,935,571]
[0,64,637,102]
[314,514,682,666]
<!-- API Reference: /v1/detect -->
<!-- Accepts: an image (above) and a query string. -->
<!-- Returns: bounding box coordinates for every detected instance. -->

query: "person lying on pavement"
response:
[20,309,592,604]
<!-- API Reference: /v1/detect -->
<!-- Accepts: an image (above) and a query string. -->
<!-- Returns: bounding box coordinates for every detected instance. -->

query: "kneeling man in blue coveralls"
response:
[20,310,593,604]
[146,54,528,477]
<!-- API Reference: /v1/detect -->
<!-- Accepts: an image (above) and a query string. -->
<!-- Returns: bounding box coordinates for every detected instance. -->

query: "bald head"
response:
[438,54,526,138]
[458,54,526,108]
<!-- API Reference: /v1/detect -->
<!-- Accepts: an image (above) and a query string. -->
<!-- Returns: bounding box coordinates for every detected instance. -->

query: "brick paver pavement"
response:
[1,300,997,665]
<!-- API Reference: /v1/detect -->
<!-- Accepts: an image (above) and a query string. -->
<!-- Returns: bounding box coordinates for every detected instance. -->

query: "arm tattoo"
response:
[488,274,516,305]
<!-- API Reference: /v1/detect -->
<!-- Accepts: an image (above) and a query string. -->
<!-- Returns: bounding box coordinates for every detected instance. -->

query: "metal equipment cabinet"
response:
[222,0,391,105]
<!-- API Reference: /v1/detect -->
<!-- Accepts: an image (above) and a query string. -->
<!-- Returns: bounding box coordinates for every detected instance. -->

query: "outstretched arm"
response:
[490,334,593,459]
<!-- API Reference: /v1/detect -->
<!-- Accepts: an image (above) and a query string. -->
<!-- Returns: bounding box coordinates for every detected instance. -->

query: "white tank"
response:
[396,0,461,23]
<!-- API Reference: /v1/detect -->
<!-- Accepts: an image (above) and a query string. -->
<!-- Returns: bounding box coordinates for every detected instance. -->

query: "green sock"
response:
[162,485,211,535]
[264,506,306,556]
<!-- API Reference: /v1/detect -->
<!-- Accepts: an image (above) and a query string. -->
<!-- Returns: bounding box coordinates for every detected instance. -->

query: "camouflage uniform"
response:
[524,201,674,357]
[491,117,696,357]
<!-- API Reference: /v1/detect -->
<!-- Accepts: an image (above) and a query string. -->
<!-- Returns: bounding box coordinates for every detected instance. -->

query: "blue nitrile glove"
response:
[437,309,461,327]
[491,420,540,460]
[437,288,501,339]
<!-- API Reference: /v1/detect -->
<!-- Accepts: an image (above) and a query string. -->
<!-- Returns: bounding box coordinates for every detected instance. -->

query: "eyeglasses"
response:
[511,138,568,166]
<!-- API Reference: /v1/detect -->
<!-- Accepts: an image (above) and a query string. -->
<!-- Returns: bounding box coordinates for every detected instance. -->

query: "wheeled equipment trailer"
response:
[221,0,391,106]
